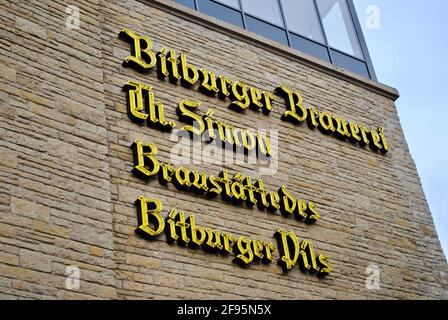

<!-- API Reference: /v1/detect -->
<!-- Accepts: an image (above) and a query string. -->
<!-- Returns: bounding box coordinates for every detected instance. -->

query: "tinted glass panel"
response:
[176,0,375,80]
[317,0,363,58]
[198,0,244,28]
[173,0,196,10]
[281,0,324,43]
[290,33,330,62]
[330,49,369,77]
[245,15,288,45]
[214,0,240,9]
[241,0,284,26]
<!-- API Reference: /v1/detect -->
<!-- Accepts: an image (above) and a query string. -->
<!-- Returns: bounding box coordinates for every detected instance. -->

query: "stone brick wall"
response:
[0,0,446,299]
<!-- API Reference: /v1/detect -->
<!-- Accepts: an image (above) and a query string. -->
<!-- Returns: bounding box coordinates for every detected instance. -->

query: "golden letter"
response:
[333,116,351,140]
[249,87,264,111]
[220,232,235,255]
[187,215,206,247]
[306,201,320,224]
[231,180,247,202]
[262,91,276,114]
[277,85,308,124]
[173,167,191,189]
[218,75,232,99]
[175,211,190,246]
[124,80,151,123]
[295,199,308,221]
[262,242,276,264]
[254,180,270,209]
[179,53,199,87]
[135,196,165,239]
[298,240,311,272]
[176,100,204,136]
[205,228,223,252]
[119,29,156,71]
[229,80,250,111]
[307,107,320,129]
[278,185,296,217]
[131,139,160,179]
[369,129,383,151]
[166,209,179,242]
[124,81,175,130]
[256,132,272,157]
[156,48,170,80]
[378,127,390,154]
[199,69,219,95]
[159,162,175,184]
[166,49,182,82]
[233,236,254,265]
[349,122,362,142]
[240,129,257,152]
[275,229,299,272]
[317,255,332,276]
[251,240,265,262]
[319,112,336,134]
[359,126,370,146]
[268,191,280,212]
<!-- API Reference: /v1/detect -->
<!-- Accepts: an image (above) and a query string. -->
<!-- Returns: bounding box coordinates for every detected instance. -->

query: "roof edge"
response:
[141,0,400,101]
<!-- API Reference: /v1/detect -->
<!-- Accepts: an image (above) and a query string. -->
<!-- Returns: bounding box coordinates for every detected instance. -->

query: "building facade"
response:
[0,0,447,299]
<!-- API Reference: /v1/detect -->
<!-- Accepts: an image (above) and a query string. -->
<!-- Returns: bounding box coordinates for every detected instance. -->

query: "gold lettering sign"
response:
[276,85,390,153]
[115,27,394,279]
[135,195,331,276]
[131,139,319,225]
[120,28,391,155]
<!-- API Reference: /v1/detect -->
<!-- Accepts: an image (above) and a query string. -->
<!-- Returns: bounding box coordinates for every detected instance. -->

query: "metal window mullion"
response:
[346,0,377,80]
[277,0,292,47]
[313,0,334,64]
[238,0,247,29]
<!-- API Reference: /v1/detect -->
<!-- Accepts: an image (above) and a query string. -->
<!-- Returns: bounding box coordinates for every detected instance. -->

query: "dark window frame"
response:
[177,0,377,80]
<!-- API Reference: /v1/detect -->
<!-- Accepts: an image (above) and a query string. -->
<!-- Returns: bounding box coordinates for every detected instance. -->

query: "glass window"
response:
[316,0,363,58]
[280,0,324,43]
[330,49,369,77]
[241,0,284,26]
[290,34,330,62]
[197,0,244,28]
[174,0,195,10]
[214,0,240,9]
[245,15,288,45]
[173,0,375,79]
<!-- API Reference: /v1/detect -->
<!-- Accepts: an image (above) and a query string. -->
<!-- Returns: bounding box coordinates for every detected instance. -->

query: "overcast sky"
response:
[353,0,447,259]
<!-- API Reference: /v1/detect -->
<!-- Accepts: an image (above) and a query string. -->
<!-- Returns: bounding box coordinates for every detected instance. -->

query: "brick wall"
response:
[0,0,446,299]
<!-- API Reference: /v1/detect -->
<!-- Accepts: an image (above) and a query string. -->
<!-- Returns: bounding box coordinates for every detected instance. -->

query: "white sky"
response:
[354,0,448,259]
